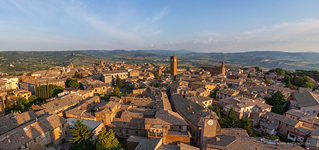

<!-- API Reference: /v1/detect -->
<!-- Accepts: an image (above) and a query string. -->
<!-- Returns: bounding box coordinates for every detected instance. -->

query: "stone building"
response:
[202,62,225,75]
[0,112,68,150]
[144,109,191,145]
[101,70,128,85]
[0,77,19,90]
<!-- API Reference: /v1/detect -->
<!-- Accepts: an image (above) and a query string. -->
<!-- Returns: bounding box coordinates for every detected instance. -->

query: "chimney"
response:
[216,137,220,142]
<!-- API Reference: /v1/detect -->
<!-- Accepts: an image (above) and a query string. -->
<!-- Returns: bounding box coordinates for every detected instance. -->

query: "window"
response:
[95,89,97,92]
[126,130,129,134]
[65,131,67,135]
[307,110,310,113]
[170,126,173,129]
[45,133,49,138]
[286,124,288,127]
[135,131,138,135]
[179,126,182,129]
[290,116,294,119]
[119,129,122,133]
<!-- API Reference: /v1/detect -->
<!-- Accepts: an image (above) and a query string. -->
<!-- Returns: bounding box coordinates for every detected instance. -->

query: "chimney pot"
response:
[216,137,220,142]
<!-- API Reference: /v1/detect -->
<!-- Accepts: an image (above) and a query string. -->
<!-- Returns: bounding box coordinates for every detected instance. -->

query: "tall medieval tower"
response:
[170,55,177,76]
[100,60,105,67]
[200,111,220,148]
[221,62,225,75]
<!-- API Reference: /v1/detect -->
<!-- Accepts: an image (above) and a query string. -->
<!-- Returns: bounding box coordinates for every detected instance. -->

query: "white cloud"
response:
[174,19,319,52]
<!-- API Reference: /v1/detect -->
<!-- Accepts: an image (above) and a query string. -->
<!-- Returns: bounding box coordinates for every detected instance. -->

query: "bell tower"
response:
[200,111,220,148]
[170,55,177,76]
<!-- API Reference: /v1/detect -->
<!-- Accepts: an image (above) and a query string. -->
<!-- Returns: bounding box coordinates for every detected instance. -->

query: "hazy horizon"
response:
[1,1,319,52]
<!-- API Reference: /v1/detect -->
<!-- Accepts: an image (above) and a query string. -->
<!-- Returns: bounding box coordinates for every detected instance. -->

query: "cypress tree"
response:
[44,85,47,99]
[47,85,50,98]
[215,107,224,127]
[224,107,238,128]
[39,86,43,99]
[35,85,39,98]
[71,120,94,150]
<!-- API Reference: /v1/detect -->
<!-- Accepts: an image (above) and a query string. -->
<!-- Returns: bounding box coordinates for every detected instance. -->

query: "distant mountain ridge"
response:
[0,50,319,75]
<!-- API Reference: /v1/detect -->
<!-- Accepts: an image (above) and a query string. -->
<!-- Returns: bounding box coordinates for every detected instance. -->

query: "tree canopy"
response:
[115,75,125,88]
[265,91,286,115]
[66,78,80,88]
[73,71,84,79]
[271,105,284,115]
[36,84,63,99]
[96,128,120,150]
[71,120,94,150]
[224,107,238,128]
[154,72,160,79]
[265,91,286,106]
[241,117,253,136]
[16,97,28,111]
[4,99,12,108]
[112,87,121,97]
[282,75,316,90]
[29,95,37,103]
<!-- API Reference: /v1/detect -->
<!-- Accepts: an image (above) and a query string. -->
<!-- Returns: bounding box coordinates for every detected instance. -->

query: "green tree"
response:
[224,107,238,128]
[66,78,80,88]
[115,75,124,88]
[214,106,224,127]
[29,95,37,103]
[96,128,120,150]
[277,69,285,75]
[26,72,33,76]
[271,105,284,114]
[35,84,63,99]
[265,91,286,106]
[16,97,28,111]
[241,117,253,136]
[266,135,280,140]
[154,72,160,79]
[71,120,94,150]
[112,87,121,97]
[73,71,84,79]
[4,99,12,108]
[254,66,261,72]
[264,79,273,85]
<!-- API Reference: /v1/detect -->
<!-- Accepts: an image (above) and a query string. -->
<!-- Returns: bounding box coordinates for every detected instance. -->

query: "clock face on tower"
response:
[207,119,214,126]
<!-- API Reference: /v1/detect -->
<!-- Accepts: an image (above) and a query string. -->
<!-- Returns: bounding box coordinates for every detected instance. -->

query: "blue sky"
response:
[1,0,319,52]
